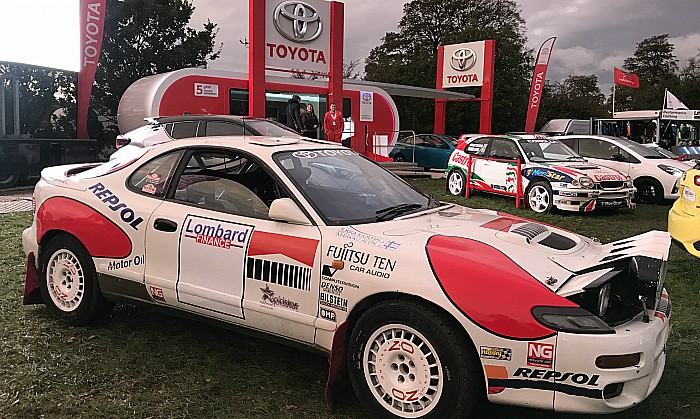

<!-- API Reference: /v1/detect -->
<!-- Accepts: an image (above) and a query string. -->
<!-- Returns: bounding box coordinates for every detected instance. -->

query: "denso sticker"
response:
[321,265,360,289]
[480,346,512,361]
[527,342,554,368]
[88,183,144,230]
[336,227,401,250]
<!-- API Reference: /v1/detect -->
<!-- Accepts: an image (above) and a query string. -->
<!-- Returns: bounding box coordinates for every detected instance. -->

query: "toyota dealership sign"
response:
[442,41,486,88]
[266,0,331,74]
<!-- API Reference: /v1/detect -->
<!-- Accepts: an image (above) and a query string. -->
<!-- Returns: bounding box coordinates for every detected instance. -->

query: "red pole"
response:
[479,40,495,134]
[516,159,521,209]
[329,2,344,117]
[248,0,265,118]
[434,45,446,134]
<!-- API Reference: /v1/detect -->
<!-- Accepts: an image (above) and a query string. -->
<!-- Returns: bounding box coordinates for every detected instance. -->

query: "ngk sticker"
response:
[527,342,554,368]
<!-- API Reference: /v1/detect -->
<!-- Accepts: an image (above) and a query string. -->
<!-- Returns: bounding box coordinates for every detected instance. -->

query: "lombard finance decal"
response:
[176,215,254,318]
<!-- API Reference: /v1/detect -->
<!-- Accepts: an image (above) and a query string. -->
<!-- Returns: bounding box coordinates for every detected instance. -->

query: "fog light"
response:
[603,382,624,399]
[595,353,641,369]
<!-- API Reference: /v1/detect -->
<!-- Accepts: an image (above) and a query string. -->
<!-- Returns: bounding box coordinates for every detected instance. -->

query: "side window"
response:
[559,138,576,152]
[487,139,521,160]
[172,150,285,219]
[466,138,489,156]
[205,121,248,137]
[578,139,616,159]
[170,121,199,139]
[128,150,184,198]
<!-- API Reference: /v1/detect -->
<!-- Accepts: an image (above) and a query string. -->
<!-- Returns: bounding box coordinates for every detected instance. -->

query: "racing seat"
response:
[287,167,312,185]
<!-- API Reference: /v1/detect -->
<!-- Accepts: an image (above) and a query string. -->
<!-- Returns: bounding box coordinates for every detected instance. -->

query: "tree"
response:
[622,34,680,110]
[364,0,531,134]
[679,52,700,110]
[91,0,221,146]
[537,75,606,126]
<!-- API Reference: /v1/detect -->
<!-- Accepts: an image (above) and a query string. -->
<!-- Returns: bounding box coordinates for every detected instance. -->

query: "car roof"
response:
[153,115,268,124]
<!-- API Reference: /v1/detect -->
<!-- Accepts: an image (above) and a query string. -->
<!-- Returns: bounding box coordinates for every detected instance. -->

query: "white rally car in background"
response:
[23,135,670,417]
[558,135,694,203]
[446,134,636,213]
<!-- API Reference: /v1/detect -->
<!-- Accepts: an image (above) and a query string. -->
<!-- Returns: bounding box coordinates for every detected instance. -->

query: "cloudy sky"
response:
[190,0,700,94]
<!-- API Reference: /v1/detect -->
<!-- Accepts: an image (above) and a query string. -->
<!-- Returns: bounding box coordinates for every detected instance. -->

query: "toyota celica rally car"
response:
[445,134,636,213]
[22,135,671,418]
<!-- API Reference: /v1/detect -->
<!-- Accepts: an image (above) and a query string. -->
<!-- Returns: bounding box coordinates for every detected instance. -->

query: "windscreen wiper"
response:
[375,203,424,222]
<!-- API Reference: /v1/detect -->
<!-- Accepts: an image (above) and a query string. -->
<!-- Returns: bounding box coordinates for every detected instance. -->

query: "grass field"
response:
[1,179,699,418]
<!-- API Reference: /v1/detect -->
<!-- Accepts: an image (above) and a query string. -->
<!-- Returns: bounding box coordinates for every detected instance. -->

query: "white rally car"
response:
[446,135,636,213]
[22,136,671,417]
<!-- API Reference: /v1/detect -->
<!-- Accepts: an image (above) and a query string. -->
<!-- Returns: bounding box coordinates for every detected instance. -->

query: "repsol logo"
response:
[513,367,599,386]
[88,183,144,230]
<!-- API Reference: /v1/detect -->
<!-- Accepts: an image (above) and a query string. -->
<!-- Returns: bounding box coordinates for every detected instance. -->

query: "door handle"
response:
[154,218,178,232]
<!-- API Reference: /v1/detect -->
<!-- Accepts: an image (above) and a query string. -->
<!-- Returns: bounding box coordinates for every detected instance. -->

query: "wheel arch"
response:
[633,175,664,193]
[325,291,483,407]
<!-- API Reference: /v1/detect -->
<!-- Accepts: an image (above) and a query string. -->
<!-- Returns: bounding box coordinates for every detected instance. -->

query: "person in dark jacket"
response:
[301,103,319,138]
[286,95,303,133]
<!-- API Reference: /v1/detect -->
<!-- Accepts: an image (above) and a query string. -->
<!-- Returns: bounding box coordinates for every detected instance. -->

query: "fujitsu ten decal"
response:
[88,183,144,230]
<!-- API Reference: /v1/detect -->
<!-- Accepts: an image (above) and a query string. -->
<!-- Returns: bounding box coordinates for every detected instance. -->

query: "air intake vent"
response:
[511,223,549,242]
[538,232,577,250]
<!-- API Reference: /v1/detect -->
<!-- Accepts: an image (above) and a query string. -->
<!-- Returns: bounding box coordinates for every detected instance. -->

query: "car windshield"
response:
[519,139,583,162]
[243,119,300,137]
[274,149,440,225]
[617,138,669,159]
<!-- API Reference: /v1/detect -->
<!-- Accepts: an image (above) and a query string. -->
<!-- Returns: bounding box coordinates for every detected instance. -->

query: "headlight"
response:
[579,176,594,188]
[532,306,615,334]
[624,176,633,188]
[658,164,684,177]
[629,256,665,309]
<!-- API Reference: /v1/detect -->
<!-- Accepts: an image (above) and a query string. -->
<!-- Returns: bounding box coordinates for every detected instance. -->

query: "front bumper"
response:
[553,188,635,212]
[553,291,671,413]
[668,199,700,257]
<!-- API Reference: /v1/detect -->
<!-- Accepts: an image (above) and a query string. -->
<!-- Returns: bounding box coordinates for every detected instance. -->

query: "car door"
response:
[482,138,522,192]
[144,148,322,343]
[576,137,632,176]
[425,135,453,169]
[464,137,491,188]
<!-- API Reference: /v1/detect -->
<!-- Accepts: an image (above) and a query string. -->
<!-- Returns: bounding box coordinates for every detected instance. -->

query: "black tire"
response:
[0,174,19,189]
[39,234,113,325]
[348,299,482,419]
[526,180,553,213]
[393,154,406,163]
[634,178,664,204]
[447,169,466,197]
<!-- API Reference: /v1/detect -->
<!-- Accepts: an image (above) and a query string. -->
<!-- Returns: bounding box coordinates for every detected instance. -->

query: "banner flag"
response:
[664,90,688,110]
[524,37,556,133]
[613,67,640,88]
[77,0,107,139]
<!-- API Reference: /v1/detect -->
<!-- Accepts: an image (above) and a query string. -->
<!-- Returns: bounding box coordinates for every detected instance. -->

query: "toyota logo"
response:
[362,92,372,101]
[450,48,477,72]
[273,1,323,43]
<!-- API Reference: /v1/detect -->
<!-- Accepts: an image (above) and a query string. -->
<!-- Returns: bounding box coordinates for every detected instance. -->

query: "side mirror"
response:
[269,198,312,226]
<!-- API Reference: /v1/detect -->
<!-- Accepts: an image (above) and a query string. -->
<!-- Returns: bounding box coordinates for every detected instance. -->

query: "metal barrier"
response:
[463,154,524,209]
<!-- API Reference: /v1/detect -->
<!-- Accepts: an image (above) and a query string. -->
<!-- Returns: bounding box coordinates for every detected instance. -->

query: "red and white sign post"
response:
[77,0,106,139]
[524,37,556,133]
[435,40,495,134]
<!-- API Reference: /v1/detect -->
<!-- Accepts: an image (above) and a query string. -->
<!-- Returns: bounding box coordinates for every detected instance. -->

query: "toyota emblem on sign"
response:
[273,1,323,43]
[362,92,372,101]
[450,48,477,71]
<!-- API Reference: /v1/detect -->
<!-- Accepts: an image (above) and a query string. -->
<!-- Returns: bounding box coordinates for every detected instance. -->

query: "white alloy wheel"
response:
[45,248,85,312]
[528,184,551,213]
[362,324,443,417]
[447,171,465,196]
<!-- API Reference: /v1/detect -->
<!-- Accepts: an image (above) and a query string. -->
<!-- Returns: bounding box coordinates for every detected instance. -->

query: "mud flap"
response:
[325,321,348,409]
[23,252,43,305]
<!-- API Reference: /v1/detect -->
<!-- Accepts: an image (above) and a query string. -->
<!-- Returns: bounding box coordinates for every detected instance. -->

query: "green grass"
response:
[1,179,699,418]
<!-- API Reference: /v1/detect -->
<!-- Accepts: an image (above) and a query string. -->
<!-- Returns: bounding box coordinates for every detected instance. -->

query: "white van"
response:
[540,119,591,135]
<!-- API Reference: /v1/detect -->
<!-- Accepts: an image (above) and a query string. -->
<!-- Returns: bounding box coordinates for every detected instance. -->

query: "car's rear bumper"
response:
[668,199,700,257]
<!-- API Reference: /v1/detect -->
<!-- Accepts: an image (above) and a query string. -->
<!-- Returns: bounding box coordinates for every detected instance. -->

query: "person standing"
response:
[301,103,319,138]
[323,102,343,142]
[286,95,303,133]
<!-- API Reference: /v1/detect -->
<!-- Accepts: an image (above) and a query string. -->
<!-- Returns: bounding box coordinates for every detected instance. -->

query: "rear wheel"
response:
[39,235,113,325]
[348,300,482,419]
[527,181,553,213]
[447,169,466,196]
[393,154,406,163]
[634,178,663,204]
[0,174,19,189]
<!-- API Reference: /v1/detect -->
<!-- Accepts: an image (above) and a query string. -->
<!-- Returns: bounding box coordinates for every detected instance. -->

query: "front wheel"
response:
[527,181,553,213]
[39,235,113,325]
[447,169,466,196]
[393,154,406,163]
[0,174,20,189]
[348,300,482,419]
[634,178,663,204]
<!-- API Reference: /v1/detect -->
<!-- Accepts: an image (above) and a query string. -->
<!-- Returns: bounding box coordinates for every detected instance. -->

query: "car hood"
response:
[355,205,669,293]
[534,162,627,181]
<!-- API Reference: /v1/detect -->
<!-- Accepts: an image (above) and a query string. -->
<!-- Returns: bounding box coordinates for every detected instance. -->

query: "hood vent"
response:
[511,223,548,242]
[538,233,577,251]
